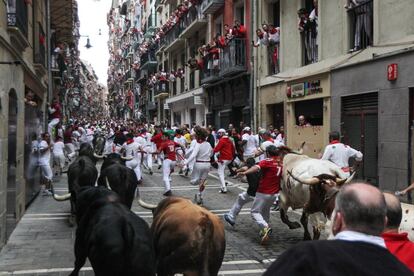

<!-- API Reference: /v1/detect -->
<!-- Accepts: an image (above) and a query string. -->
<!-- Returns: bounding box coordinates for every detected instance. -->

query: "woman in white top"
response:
[184,128,212,205]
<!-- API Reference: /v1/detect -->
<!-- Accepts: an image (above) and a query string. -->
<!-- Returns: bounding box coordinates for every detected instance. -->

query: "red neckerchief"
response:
[126,138,134,145]
[330,140,340,145]
[266,138,274,143]
[197,138,204,144]
[176,134,182,138]
[258,33,264,39]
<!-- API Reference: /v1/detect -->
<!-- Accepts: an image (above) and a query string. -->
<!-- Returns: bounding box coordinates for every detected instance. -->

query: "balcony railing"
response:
[140,50,157,70]
[7,0,28,37]
[161,23,183,50]
[201,0,224,15]
[348,0,373,51]
[301,21,318,65]
[219,38,247,76]
[34,24,46,69]
[268,43,280,75]
[200,55,220,85]
[155,80,169,97]
[179,5,207,38]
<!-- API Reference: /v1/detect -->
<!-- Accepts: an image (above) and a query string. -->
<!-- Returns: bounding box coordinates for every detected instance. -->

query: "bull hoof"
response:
[289,222,301,229]
[303,233,312,240]
[68,215,75,227]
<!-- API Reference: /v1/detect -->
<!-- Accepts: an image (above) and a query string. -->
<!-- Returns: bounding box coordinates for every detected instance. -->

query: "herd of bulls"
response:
[52,142,226,276]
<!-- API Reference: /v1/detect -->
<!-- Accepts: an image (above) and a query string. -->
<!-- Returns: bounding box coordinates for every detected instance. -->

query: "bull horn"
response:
[105,177,112,190]
[137,197,158,210]
[288,170,320,185]
[53,192,71,201]
[121,156,133,161]
[336,171,356,185]
[93,152,104,159]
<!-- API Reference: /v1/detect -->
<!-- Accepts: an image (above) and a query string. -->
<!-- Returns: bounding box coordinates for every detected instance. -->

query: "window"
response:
[235,5,244,25]
[347,0,373,51]
[294,98,323,126]
[300,0,318,65]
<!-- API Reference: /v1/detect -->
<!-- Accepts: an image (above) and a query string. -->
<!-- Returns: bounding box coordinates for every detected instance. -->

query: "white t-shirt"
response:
[38,140,51,165]
[53,141,65,156]
[242,133,259,156]
[185,141,213,165]
[274,134,285,147]
[174,136,187,147]
[321,142,363,168]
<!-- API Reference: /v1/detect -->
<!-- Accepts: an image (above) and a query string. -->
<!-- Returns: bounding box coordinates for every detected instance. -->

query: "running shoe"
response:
[223,214,235,227]
[219,187,227,194]
[260,227,273,244]
[163,190,172,197]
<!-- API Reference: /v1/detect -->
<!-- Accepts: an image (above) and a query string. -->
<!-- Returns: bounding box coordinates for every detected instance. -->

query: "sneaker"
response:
[163,190,172,197]
[194,194,203,205]
[158,165,162,170]
[42,189,53,196]
[178,169,183,175]
[219,187,227,194]
[184,169,189,177]
[223,214,235,227]
[260,227,273,244]
[149,170,153,175]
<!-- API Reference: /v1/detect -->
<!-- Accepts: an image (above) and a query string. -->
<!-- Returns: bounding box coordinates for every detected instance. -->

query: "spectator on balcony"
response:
[349,0,372,52]
[344,0,358,9]
[252,29,269,47]
[47,98,62,140]
[224,24,234,44]
[233,20,246,38]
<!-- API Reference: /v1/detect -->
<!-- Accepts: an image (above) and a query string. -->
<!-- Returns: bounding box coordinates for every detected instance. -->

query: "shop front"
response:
[286,74,331,158]
[258,81,286,130]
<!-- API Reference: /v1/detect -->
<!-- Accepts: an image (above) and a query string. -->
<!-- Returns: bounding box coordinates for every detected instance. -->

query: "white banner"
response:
[194,95,203,105]
[164,103,169,110]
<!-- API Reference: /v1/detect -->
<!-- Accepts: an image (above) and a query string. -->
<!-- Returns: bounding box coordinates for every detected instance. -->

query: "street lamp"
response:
[85,38,92,49]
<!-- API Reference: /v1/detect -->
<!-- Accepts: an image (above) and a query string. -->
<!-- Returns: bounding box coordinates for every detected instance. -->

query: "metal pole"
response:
[46,0,52,130]
[249,0,255,130]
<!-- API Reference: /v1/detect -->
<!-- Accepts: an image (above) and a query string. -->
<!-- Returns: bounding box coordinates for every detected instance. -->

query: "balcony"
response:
[267,43,280,75]
[7,0,29,51]
[179,5,207,39]
[154,80,169,98]
[348,0,373,52]
[162,23,184,52]
[200,56,220,85]
[219,38,247,77]
[144,11,157,39]
[201,0,224,15]
[140,51,157,71]
[301,20,318,65]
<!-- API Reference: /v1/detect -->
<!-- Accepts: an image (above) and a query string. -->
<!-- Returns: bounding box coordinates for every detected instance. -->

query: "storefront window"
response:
[294,98,323,126]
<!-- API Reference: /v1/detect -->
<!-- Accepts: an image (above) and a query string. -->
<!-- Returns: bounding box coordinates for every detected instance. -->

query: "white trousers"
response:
[40,163,53,181]
[53,153,65,170]
[251,192,276,229]
[64,143,76,159]
[163,159,176,192]
[126,158,141,181]
[143,147,153,170]
[217,160,231,189]
[227,192,254,222]
[191,162,210,183]
[48,118,60,137]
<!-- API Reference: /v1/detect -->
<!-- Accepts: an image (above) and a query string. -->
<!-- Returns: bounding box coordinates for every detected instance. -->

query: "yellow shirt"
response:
[184,133,191,144]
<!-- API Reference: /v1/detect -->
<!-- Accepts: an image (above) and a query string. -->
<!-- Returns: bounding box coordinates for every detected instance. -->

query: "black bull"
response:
[97,153,138,209]
[69,186,155,276]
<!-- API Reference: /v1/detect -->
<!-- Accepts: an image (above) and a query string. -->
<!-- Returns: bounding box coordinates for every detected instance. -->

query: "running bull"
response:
[278,149,355,240]
[69,186,155,276]
[52,143,98,224]
[138,197,226,276]
[96,153,137,209]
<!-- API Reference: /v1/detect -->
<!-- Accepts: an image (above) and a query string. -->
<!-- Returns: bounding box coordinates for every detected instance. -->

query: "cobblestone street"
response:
[0,163,310,275]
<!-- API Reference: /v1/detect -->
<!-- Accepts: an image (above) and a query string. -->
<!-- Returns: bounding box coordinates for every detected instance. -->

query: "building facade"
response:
[255,0,414,191]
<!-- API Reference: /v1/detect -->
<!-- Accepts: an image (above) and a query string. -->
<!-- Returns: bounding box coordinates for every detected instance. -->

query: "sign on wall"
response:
[287,80,323,98]
[164,103,169,110]
[387,63,398,81]
[194,95,204,105]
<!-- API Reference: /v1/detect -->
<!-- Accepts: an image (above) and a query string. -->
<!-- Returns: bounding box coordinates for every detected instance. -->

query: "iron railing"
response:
[301,21,318,65]
[7,0,28,37]
[155,80,169,96]
[220,38,247,75]
[268,43,280,75]
[140,50,157,65]
[347,0,373,51]
[34,24,46,67]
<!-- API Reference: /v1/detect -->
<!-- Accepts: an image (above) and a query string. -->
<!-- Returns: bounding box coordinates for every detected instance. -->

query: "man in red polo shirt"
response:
[237,145,282,244]
[158,132,185,196]
[382,192,414,271]
[214,129,235,193]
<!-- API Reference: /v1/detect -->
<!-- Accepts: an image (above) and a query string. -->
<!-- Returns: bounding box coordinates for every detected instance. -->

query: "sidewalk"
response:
[0,172,93,275]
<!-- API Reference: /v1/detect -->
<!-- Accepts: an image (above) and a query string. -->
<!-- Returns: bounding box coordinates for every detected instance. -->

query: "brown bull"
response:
[144,197,226,276]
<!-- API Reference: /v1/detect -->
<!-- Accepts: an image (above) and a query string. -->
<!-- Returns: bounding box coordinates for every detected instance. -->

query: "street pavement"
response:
[0,162,317,275]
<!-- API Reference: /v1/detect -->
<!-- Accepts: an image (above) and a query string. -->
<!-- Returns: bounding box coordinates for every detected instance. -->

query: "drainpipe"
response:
[46,0,52,127]
[249,0,256,130]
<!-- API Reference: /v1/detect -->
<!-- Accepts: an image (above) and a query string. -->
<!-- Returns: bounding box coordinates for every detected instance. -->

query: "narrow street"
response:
[0,163,308,275]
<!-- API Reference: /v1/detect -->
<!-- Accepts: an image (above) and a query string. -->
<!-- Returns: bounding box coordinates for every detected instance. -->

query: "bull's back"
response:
[152,198,225,275]
[86,204,155,275]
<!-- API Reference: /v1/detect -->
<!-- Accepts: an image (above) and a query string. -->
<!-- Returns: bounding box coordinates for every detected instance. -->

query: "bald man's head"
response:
[383,192,402,230]
[335,183,386,236]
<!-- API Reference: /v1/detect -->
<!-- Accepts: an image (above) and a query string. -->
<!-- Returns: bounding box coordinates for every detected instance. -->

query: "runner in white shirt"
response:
[241,127,259,161]
[174,129,187,174]
[139,129,154,175]
[39,133,53,196]
[123,133,142,182]
[321,131,363,177]
[183,128,213,205]
[274,126,285,147]
[52,136,65,175]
